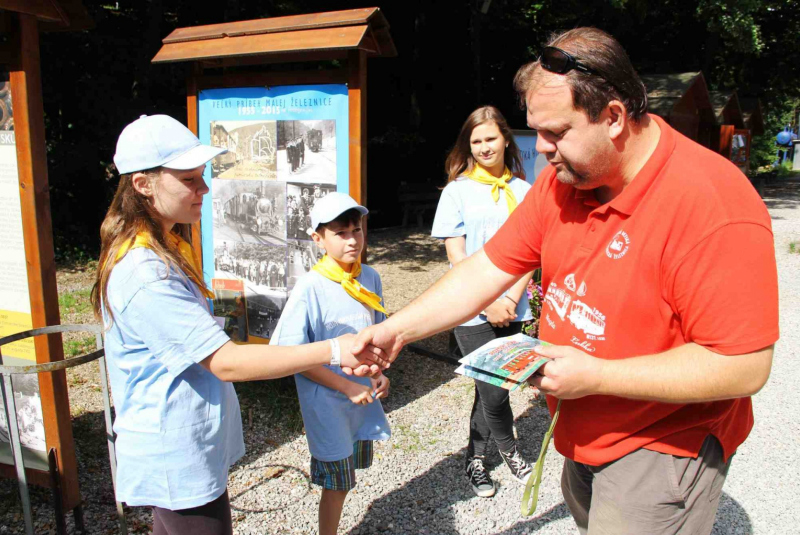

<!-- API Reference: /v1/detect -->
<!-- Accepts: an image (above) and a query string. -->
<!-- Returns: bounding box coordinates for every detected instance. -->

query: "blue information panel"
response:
[198,84,348,342]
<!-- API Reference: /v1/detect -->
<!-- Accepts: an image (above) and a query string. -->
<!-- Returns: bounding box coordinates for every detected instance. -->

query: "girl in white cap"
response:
[91,115,384,535]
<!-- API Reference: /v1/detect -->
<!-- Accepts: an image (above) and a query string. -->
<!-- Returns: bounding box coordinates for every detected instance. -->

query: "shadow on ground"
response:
[349,399,558,534]
[711,492,754,535]
[368,226,442,268]
[761,175,800,214]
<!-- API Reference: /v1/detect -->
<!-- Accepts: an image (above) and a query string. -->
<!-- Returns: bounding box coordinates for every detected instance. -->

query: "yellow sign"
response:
[0,309,34,361]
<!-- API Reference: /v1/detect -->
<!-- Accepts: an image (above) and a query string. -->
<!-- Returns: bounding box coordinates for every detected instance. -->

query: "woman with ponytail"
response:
[431,106,535,498]
[92,115,383,534]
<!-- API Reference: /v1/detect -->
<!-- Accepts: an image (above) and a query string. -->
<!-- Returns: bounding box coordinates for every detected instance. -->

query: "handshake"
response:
[333,322,606,401]
[333,324,404,377]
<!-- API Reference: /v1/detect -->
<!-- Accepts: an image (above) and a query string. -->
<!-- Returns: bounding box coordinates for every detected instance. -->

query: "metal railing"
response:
[0,325,127,535]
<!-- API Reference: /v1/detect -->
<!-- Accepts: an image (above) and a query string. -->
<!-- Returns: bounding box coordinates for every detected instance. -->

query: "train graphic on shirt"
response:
[544,275,606,337]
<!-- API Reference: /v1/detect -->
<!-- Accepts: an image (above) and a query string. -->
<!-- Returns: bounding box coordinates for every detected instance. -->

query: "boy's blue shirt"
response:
[269,263,391,462]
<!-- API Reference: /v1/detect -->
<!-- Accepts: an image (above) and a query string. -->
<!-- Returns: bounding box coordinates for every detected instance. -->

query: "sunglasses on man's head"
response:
[539,46,601,77]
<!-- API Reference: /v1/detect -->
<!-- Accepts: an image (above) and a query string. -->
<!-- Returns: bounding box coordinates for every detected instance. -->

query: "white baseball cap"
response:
[114,114,226,174]
[310,192,368,230]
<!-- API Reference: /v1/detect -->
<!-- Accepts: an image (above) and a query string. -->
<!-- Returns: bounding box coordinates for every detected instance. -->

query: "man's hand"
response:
[353,323,404,363]
[337,333,386,376]
[528,344,605,399]
[484,299,516,328]
[370,373,390,400]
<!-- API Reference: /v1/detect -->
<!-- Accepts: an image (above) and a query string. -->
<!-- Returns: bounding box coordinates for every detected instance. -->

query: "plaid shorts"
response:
[310,440,374,491]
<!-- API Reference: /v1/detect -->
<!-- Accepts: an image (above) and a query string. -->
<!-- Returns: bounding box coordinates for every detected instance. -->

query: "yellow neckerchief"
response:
[312,255,387,314]
[115,231,214,299]
[464,163,517,214]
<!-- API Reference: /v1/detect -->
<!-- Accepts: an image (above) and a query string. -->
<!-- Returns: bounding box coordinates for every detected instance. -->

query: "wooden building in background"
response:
[740,98,766,137]
[709,90,745,158]
[641,72,715,148]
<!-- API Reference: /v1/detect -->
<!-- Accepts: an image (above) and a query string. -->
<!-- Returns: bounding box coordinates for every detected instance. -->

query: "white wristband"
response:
[329,338,341,367]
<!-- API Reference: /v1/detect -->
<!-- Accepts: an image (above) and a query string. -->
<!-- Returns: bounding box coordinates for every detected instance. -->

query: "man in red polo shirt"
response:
[353,27,778,534]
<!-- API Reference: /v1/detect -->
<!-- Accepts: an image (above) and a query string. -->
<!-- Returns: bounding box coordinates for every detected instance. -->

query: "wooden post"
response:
[8,12,80,510]
[348,49,368,260]
[187,64,203,267]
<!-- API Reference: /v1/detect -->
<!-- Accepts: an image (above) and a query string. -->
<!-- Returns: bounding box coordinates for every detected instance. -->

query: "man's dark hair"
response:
[315,208,363,233]
[514,27,648,123]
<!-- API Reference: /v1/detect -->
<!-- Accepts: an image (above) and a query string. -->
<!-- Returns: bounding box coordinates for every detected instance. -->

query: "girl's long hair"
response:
[90,168,208,325]
[444,105,526,184]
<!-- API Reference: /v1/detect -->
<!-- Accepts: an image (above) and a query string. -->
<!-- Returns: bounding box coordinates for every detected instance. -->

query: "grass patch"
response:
[791,242,800,254]
[63,336,97,358]
[58,288,93,318]
[392,423,423,452]
[234,377,304,432]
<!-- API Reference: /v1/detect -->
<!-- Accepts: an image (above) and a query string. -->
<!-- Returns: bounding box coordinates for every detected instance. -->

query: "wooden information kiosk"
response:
[0,1,94,532]
[152,8,395,344]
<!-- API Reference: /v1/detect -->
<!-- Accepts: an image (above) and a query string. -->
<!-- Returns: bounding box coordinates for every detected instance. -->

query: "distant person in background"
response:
[299,136,305,167]
[431,105,534,498]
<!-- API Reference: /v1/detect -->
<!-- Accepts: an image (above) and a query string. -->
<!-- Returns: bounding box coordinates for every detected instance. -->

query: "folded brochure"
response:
[455,333,550,391]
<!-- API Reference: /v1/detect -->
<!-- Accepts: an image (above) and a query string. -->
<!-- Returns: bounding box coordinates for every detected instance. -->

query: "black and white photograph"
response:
[210,120,278,180]
[212,179,286,244]
[286,182,336,240]
[277,120,336,184]
[213,241,288,291]
[0,375,46,451]
[287,238,325,291]
[213,241,288,340]
[245,289,287,340]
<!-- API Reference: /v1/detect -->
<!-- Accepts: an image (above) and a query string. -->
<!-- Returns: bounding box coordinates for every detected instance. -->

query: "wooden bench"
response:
[398,182,441,227]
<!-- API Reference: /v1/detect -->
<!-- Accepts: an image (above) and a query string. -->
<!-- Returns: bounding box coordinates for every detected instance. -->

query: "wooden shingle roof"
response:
[0,0,93,31]
[153,7,396,65]
[640,72,711,118]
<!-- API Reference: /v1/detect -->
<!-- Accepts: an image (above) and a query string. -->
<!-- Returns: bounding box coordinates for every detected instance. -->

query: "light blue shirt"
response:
[103,248,244,510]
[269,266,391,462]
[431,176,533,326]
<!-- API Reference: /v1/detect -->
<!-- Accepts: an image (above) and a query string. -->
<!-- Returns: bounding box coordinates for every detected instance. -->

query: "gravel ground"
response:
[1,177,798,534]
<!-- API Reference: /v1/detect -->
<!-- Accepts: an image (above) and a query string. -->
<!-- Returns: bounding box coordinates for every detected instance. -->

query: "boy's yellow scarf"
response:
[115,231,214,299]
[312,255,387,314]
[465,163,517,214]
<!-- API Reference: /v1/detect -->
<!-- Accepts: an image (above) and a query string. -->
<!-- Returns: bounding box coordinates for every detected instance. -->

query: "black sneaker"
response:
[465,456,496,498]
[500,445,533,484]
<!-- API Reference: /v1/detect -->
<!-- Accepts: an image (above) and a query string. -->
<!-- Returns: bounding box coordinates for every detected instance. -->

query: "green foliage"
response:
[790,242,799,254]
[751,98,800,169]
[697,0,764,54]
[776,158,796,177]
[523,269,543,338]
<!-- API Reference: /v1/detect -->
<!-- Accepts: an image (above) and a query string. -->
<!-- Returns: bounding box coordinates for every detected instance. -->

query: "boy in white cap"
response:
[270,192,391,535]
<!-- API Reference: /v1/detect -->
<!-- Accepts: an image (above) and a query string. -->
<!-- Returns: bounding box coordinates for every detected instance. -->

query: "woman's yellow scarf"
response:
[465,163,517,214]
[312,255,387,314]
[115,231,214,299]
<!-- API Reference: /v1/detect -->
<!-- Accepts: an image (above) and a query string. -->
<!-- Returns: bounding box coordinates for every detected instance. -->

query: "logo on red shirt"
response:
[606,230,630,260]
